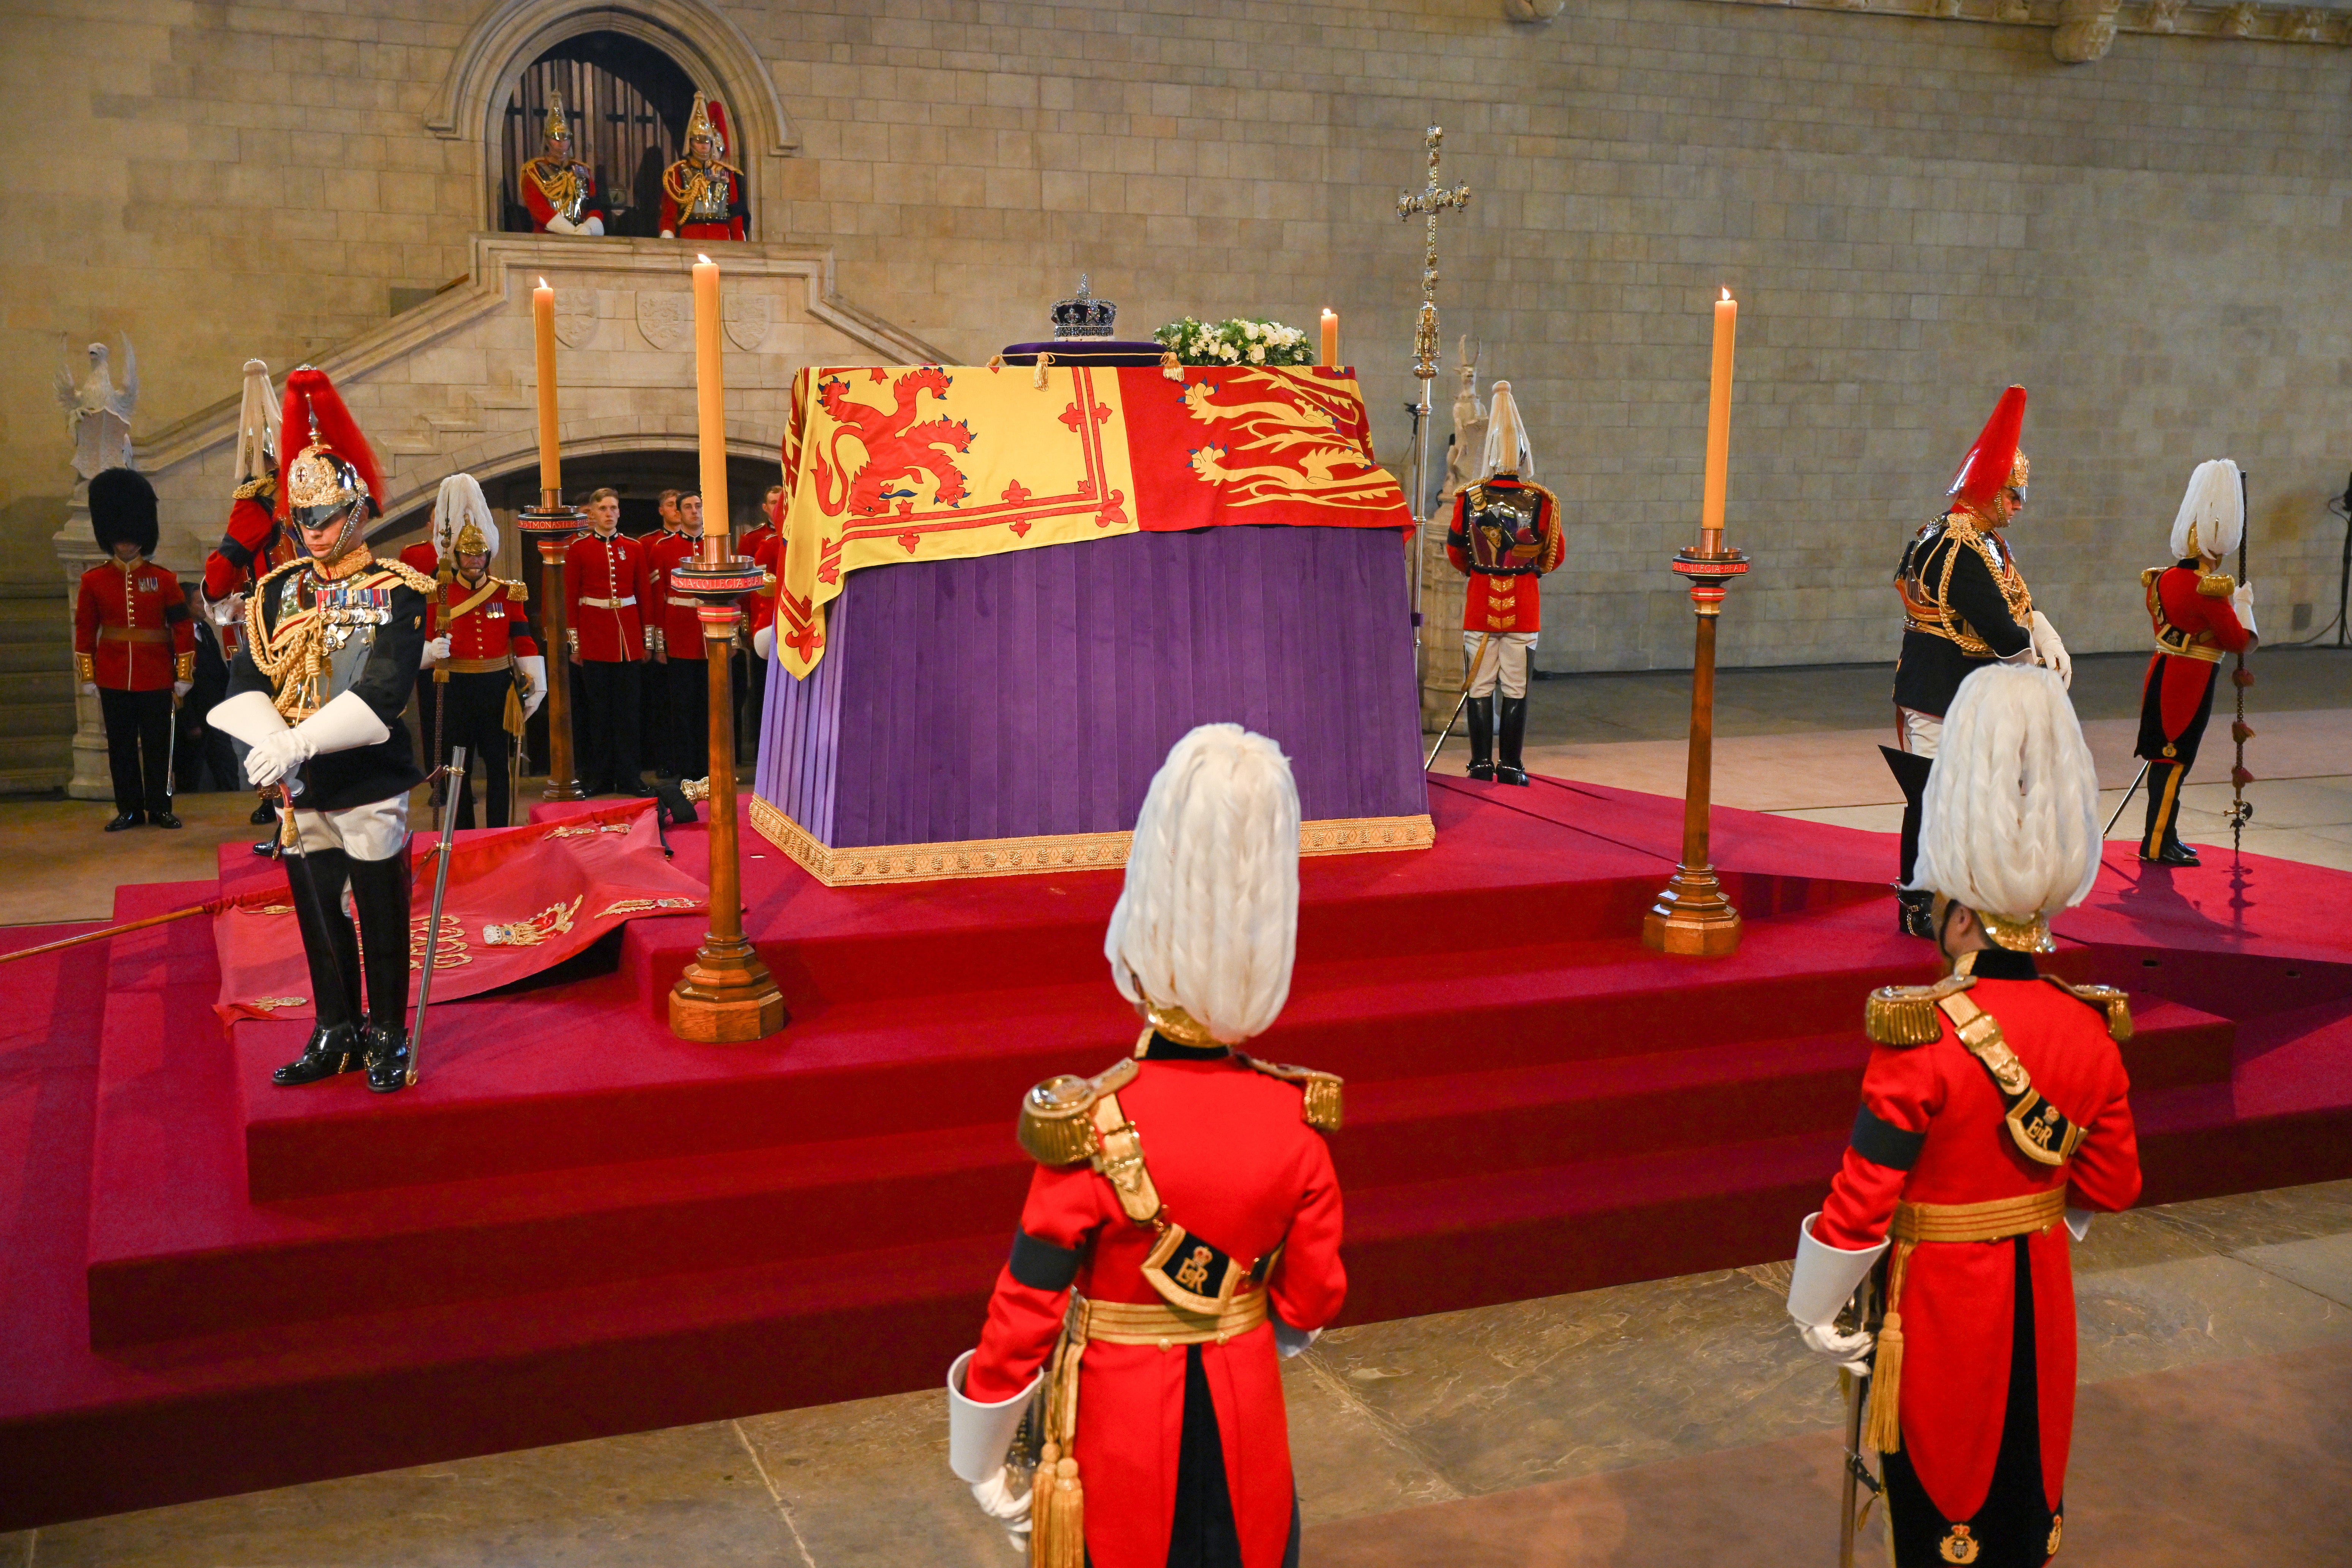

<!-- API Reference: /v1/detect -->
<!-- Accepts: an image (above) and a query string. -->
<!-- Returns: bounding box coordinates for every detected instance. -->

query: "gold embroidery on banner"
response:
[593,896,703,918]
[243,996,308,1013]
[546,822,632,839]
[747,793,1433,887]
[407,914,470,971]
[481,895,584,947]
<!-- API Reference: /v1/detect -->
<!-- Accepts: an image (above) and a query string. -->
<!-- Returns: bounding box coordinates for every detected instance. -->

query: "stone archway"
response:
[427,0,797,234]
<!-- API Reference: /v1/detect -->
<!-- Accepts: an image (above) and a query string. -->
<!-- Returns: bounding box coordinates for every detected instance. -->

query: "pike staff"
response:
[407,744,466,1087]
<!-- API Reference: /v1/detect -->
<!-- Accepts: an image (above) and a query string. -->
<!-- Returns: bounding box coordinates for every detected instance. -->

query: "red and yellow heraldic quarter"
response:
[772,364,1412,677]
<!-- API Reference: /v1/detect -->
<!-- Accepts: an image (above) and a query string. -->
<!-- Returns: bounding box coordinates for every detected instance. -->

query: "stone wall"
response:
[5,0,2348,688]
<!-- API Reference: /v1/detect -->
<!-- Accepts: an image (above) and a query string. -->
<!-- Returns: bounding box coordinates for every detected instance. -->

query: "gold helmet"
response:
[542,92,570,150]
[685,90,722,159]
[430,473,499,564]
[276,367,382,560]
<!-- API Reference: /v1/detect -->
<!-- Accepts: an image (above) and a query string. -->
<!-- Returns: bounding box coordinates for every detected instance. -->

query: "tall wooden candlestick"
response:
[670,251,784,1041]
[518,275,586,801]
[1643,288,1749,957]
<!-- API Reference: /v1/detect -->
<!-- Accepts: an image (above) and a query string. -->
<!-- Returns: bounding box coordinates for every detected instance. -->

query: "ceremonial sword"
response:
[408,743,466,1087]
[1834,1270,1886,1568]
[2227,467,2255,858]
[1423,632,1495,772]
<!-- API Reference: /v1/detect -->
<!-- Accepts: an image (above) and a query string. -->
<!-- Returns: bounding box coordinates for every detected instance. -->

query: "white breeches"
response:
[1465,632,1537,699]
[291,794,410,862]
[1897,707,1943,760]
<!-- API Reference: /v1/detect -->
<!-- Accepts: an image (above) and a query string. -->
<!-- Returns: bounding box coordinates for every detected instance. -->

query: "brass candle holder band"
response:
[667,552,786,1043]
[1643,545,1750,958]
[517,498,588,803]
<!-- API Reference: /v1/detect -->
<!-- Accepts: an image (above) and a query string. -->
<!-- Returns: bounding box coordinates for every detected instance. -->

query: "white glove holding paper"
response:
[2232,581,2258,640]
[421,635,452,668]
[517,655,548,719]
[2028,611,2072,688]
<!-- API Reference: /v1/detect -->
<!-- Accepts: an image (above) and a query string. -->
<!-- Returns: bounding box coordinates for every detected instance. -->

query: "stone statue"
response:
[1437,335,1495,512]
[54,335,137,480]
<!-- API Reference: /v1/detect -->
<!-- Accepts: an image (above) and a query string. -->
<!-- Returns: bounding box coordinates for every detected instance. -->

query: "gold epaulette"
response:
[503,577,528,602]
[1864,972,1977,1046]
[376,560,439,595]
[233,476,276,503]
[2140,565,2165,591]
[2043,976,2134,1042]
[1016,1058,1139,1166]
[1237,1054,1344,1131]
[2196,572,2237,598]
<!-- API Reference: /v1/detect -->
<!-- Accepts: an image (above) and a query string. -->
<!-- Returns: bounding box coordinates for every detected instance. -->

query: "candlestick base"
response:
[1641,863,1743,956]
[669,936,788,1043]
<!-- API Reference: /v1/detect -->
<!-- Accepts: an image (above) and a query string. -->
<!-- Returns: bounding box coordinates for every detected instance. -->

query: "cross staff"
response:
[1396,125,1472,381]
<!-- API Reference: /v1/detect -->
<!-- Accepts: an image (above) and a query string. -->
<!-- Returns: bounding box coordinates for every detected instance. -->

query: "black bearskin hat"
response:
[89,467,159,557]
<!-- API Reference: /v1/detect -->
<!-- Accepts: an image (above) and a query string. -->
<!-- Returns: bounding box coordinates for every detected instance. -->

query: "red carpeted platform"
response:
[3,776,2349,1528]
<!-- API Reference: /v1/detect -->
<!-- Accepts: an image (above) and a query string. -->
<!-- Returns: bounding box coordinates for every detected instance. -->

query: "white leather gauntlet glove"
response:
[517,655,548,719]
[2232,581,2258,640]
[2028,610,2072,688]
[543,215,579,236]
[1798,1320,1875,1376]
[421,635,452,668]
[580,215,605,237]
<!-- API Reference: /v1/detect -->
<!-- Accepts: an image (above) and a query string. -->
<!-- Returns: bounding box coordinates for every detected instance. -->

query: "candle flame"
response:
[538,277,548,288]
[697,254,713,265]
[1721,288,1731,302]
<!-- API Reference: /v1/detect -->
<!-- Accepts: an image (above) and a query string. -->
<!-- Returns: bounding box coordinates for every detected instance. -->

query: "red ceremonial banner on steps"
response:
[212,802,708,1024]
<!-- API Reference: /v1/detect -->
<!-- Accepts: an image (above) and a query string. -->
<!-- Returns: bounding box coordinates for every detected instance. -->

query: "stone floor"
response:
[5,648,2348,1562]
[5,1181,2346,1565]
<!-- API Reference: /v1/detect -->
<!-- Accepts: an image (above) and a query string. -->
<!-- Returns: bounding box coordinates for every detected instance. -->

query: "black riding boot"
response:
[1496,695,1530,786]
[1465,697,1495,781]
[275,847,364,1086]
[347,853,414,1093]
[2140,760,2199,865]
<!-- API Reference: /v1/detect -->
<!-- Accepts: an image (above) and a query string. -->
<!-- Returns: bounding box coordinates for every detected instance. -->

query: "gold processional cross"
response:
[1396,124,1471,383]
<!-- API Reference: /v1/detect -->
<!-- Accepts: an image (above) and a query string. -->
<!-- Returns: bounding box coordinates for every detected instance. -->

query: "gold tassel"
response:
[1864,1309,1904,1454]
[1029,1442,1084,1568]
[1864,1241,1912,1454]
[1032,350,1054,391]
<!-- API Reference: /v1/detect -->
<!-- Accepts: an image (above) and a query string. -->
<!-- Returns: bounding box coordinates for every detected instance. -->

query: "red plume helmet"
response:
[1946,386,2026,519]
[275,365,384,526]
[705,99,732,163]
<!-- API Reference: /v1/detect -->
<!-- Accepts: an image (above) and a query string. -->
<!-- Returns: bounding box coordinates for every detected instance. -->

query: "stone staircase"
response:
[0,581,75,792]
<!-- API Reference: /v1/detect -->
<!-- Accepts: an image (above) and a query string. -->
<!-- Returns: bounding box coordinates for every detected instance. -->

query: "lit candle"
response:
[532,277,561,500]
[1321,308,1339,369]
[692,254,729,565]
[1701,288,1737,551]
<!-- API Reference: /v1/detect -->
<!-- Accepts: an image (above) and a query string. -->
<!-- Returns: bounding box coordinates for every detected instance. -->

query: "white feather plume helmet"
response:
[1908,665,2103,952]
[2169,458,2242,562]
[1482,379,1534,479]
[1105,723,1302,1044]
[430,473,499,561]
[231,359,277,490]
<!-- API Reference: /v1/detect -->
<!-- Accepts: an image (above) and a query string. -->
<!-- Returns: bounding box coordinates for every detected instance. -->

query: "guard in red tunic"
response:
[420,476,545,828]
[519,93,605,237]
[948,724,1347,1568]
[564,486,654,797]
[75,468,195,831]
[658,93,748,242]
[1443,381,1563,786]
[2135,459,2257,867]
[1788,664,2141,1568]
[738,485,783,748]
[645,487,710,779]
[201,360,296,632]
